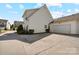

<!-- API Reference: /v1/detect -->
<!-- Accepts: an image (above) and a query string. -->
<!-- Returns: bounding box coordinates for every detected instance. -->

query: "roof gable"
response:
[22,4,49,19]
[22,8,40,18]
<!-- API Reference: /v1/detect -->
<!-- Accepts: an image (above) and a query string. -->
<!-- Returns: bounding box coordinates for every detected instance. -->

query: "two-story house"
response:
[22,4,53,33]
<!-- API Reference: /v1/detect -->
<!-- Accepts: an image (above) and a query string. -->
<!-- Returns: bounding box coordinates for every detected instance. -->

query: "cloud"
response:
[19,4,24,9]
[67,9,72,12]
[74,3,79,5]
[67,8,79,13]
[17,17,23,21]
[6,4,12,9]
[74,9,79,13]
[65,9,79,16]
[50,11,63,18]
[46,3,62,7]
[0,16,4,19]
[34,3,44,8]
[34,3,62,8]
[8,11,18,15]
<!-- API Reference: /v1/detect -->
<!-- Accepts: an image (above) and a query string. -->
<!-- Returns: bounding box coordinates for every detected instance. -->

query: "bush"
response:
[18,30,25,34]
[4,27,7,30]
[45,29,50,33]
[25,30,28,34]
[17,25,34,34]
[13,28,15,30]
[0,29,1,33]
[17,25,25,34]
[28,29,34,34]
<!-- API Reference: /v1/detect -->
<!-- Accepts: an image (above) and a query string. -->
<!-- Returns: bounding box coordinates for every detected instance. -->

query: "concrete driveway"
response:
[0,31,79,55]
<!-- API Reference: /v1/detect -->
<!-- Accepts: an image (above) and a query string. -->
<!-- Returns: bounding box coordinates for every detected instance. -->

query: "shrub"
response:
[17,25,24,34]
[25,30,28,34]
[17,25,34,34]
[4,27,7,30]
[13,28,15,30]
[0,29,1,33]
[28,29,34,34]
[18,30,25,34]
[45,29,50,33]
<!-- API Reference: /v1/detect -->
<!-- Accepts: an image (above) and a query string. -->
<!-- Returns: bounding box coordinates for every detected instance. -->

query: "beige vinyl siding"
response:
[28,5,52,33]
[50,20,77,34]
[77,20,79,34]
[23,5,53,33]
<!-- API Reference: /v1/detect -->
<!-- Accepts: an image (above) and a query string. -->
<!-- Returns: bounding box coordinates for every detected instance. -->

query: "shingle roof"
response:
[22,4,49,19]
[22,8,40,18]
[0,19,8,22]
[50,13,79,23]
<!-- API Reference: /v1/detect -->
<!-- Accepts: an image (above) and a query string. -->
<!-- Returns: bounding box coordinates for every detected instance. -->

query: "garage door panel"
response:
[53,24,71,34]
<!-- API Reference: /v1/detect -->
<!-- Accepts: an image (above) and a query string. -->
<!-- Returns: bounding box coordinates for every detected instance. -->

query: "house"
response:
[22,4,53,33]
[50,13,79,34]
[14,21,23,29]
[0,19,10,30]
[14,21,23,27]
[6,22,11,30]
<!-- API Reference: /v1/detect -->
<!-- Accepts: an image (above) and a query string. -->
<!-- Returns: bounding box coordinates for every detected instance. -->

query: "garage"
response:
[49,12,79,34]
[52,24,71,34]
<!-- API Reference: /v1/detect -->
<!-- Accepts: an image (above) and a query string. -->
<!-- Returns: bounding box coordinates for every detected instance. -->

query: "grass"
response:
[0,29,11,34]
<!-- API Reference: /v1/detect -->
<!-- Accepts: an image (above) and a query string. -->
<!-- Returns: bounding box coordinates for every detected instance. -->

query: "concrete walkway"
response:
[0,31,79,55]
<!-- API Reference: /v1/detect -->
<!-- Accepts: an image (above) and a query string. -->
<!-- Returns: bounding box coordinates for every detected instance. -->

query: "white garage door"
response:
[53,24,71,34]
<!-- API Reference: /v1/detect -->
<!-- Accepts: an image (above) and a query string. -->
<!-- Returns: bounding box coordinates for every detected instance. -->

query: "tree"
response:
[10,24,15,30]
[10,24,13,29]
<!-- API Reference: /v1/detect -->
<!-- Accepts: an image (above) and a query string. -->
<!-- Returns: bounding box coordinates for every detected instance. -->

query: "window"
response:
[44,25,47,29]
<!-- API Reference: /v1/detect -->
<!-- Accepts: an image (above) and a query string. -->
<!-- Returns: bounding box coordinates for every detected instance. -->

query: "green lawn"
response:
[0,29,11,34]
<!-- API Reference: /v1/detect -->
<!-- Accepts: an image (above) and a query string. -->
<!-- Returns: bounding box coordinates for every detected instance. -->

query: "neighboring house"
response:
[0,19,10,30]
[6,22,11,30]
[50,13,79,34]
[14,21,23,29]
[22,4,53,33]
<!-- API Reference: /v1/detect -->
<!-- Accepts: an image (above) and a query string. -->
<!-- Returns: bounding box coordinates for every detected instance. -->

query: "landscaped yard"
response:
[0,31,79,55]
[0,29,4,33]
[0,29,12,34]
